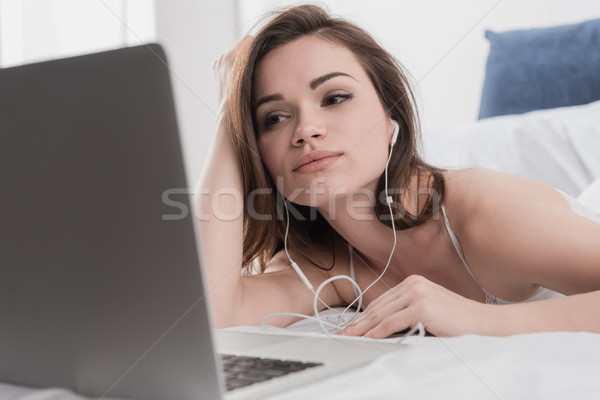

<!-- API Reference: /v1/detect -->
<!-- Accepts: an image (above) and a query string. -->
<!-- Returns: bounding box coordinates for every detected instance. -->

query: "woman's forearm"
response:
[196,115,245,327]
[484,291,600,336]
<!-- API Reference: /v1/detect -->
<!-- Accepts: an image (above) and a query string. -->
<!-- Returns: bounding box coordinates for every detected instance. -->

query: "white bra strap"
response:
[441,205,497,304]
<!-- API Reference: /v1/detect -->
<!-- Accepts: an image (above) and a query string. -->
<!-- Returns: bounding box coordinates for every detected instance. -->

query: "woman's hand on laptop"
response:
[338,275,492,338]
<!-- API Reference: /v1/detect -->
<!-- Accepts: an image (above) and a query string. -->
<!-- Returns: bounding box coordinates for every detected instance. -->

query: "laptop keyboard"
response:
[219,354,323,391]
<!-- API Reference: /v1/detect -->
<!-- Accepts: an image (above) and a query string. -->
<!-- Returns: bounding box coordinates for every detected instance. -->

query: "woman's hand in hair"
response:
[338,275,494,337]
[212,35,253,114]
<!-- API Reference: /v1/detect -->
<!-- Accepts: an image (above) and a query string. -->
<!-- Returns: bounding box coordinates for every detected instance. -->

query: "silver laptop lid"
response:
[0,44,222,400]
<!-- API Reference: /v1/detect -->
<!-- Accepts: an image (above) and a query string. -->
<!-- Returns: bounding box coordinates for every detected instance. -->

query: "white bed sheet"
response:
[262,331,600,400]
[224,308,600,400]
[0,384,91,400]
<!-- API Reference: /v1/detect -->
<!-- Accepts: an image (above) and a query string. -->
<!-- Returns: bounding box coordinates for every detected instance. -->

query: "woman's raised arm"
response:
[196,38,343,328]
[196,37,250,327]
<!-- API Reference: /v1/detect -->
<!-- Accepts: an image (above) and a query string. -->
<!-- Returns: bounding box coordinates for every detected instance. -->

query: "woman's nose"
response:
[292,114,327,146]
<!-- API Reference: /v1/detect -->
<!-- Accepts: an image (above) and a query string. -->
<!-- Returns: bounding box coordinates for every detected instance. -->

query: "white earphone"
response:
[391,119,399,146]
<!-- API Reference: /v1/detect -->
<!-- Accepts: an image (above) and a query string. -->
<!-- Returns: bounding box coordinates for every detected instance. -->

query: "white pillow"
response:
[464,100,600,197]
[421,122,474,170]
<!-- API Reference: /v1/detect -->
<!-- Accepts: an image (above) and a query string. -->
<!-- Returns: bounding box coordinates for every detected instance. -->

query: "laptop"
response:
[0,44,402,400]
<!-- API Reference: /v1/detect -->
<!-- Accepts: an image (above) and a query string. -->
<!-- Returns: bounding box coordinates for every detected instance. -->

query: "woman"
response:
[198,4,600,338]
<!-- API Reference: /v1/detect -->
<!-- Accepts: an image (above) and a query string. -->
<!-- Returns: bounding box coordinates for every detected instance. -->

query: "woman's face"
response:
[253,36,393,211]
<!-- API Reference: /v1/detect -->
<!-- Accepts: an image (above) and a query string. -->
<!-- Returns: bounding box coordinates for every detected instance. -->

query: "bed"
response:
[2,15,600,400]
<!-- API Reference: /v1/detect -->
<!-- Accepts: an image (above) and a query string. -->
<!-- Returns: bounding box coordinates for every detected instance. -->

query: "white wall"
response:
[239,0,600,131]
[154,0,238,188]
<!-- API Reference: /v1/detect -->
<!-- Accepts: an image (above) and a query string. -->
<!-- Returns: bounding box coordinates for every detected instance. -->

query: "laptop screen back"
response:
[0,44,222,400]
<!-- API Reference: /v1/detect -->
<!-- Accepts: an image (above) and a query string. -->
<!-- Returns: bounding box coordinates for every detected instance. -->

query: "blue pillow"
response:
[478,18,600,119]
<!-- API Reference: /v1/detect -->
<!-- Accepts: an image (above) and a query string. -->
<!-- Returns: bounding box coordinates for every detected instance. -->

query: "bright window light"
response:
[0,0,155,67]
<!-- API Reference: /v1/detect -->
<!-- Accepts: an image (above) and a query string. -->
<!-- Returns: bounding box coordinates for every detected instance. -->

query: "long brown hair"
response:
[226,4,445,274]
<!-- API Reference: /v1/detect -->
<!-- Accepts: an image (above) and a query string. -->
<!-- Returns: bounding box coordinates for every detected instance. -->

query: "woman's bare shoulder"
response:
[441,169,600,296]
[442,168,568,219]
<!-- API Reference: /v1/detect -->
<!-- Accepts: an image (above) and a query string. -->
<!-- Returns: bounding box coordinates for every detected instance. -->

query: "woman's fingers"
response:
[341,291,409,336]
[363,309,418,339]
[213,35,254,108]
[340,307,383,336]
[339,275,433,337]
[343,274,493,338]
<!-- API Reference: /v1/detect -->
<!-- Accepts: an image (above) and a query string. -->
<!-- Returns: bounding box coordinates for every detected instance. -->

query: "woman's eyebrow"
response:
[254,94,284,110]
[309,71,356,90]
[254,72,356,110]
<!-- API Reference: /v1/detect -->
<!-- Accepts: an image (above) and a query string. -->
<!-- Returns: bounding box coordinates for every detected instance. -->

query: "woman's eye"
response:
[323,93,352,106]
[263,114,287,129]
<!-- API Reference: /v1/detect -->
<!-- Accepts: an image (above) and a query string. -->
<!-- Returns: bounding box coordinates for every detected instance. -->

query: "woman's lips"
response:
[293,151,344,173]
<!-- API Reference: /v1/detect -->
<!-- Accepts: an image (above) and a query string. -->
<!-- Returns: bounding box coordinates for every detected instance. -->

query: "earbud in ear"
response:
[391,120,399,146]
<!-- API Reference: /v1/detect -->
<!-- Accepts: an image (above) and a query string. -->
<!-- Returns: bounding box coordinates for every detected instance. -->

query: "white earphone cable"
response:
[283,200,343,315]
[262,121,421,340]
